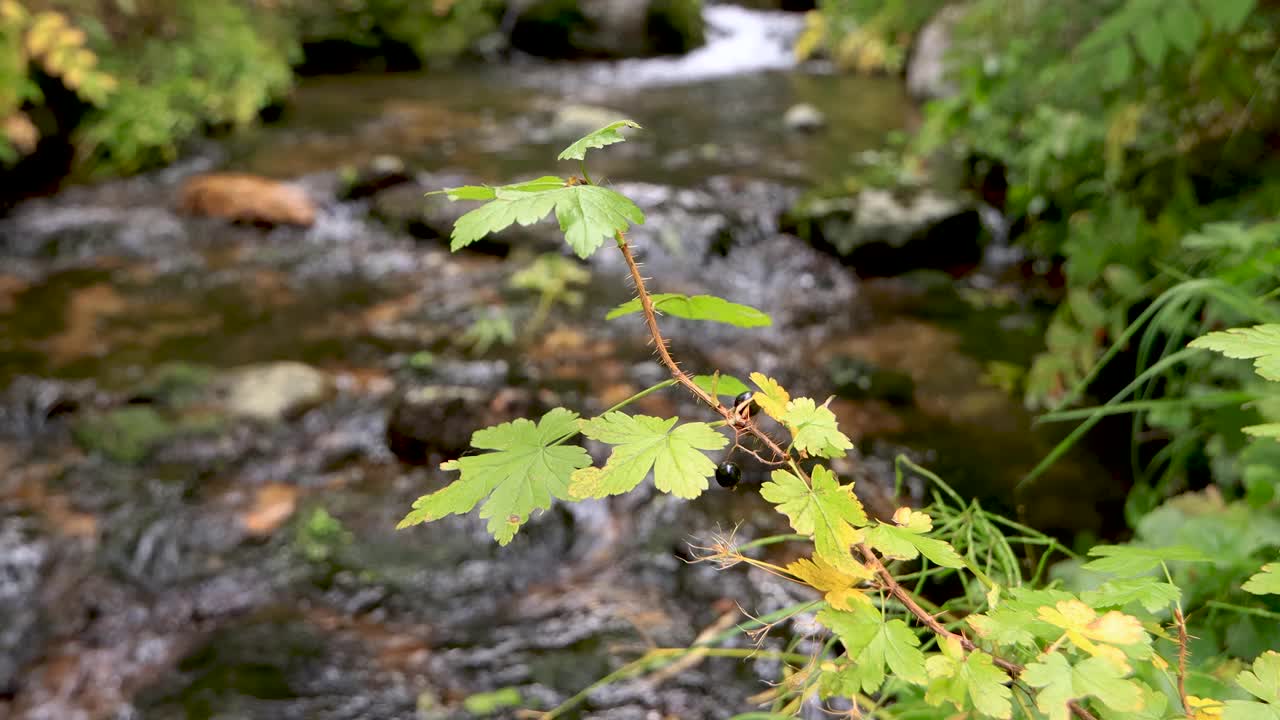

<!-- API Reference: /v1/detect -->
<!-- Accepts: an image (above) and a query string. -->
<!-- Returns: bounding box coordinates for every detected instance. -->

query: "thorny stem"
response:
[1175,606,1192,718]
[613,230,791,463]
[611,206,1101,720]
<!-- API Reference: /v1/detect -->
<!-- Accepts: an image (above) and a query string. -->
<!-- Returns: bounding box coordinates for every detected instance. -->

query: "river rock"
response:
[906,4,965,101]
[781,187,982,277]
[178,173,317,227]
[386,385,545,464]
[338,154,412,200]
[511,0,705,58]
[783,103,826,132]
[216,362,332,422]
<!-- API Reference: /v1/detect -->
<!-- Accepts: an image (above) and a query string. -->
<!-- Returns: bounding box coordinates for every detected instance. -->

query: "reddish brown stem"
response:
[1175,607,1192,718]
[614,231,790,463]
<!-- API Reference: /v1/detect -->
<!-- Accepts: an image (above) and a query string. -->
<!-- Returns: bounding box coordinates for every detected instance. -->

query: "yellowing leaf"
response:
[568,412,727,500]
[783,397,853,458]
[761,465,866,573]
[397,408,591,545]
[750,372,791,423]
[1037,600,1147,671]
[787,554,873,611]
[1188,696,1225,720]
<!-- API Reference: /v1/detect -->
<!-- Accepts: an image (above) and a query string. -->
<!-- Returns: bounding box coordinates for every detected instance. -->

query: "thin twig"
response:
[1175,606,1192,718]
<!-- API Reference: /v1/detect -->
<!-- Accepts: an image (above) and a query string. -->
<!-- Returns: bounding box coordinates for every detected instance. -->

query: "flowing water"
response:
[0,6,1115,719]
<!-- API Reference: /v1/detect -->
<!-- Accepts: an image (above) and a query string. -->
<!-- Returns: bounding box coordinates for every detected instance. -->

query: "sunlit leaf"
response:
[1191,326,1280,382]
[557,119,641,161]
[568,412,727,500]
[1223,651,1280,720]
[788,554,873,611]
[818,606,927,692]
[1244,564,1280,595]
[692,373,751,399]
[1037,599,1148,671]
[866,508,965,569]
[397,408,590,545]
[605,293,772,328]
[750,372,791,423]
[761,465,866,573]
[783,397,853,458]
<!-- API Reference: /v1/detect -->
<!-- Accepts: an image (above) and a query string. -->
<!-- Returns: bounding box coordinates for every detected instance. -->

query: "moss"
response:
[72,406,176,464]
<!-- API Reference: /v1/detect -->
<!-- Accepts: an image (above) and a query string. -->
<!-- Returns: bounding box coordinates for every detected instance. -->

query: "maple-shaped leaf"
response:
[1190,325,1280,382]
[761,465,867,573]
[783,397,854,458]
[866,507,965,569]
[818,605,927,693]
[924,636,1013,719]
[1082,544,1211,575]
[605,293,773,328]
[1037,600,1149,671]
[1244,564,1280,595]
[448,181,644,259]
[749,372,791,423]
[1023,653,1145,720]
[568,412,727,500]
[1224,651,1280,720]
[557,119,640,161]
[788,554,873,611]
[397,408,591,545]
[1081,577,1182,613]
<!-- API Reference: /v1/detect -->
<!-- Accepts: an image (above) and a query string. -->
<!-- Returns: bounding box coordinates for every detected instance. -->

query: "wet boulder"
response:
[215,362,333,423]
[386,385,545,464]
[781,186,982,277]
[783,103,825,133]
[338,155,412,200]
[906,4,965,102]
[178,173,318,227]
[511,0,705,58]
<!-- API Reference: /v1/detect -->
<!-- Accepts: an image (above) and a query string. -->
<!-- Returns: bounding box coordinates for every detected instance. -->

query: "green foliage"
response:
[462,687,523,716]
[1244,565,1280,596]
[606,293,772,328]
[1192,326,1280,383]
[568,412,728,500]
[398,123,1280,720]
[397,408,590,545]
[557,119,640,161]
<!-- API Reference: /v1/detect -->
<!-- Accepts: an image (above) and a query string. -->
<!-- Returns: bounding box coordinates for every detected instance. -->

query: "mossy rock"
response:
[72,405,225,464]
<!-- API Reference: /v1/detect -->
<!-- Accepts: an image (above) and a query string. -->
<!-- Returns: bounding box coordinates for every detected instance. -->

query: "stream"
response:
[0,6,1118,719]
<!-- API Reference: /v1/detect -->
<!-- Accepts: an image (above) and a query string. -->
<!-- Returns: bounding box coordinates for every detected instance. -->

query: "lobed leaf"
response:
[1024,653,1145,720]
[1244,564,1280,595]
[783,397,853,458]
[568,412,727,500]
[819,606,927,693]
[691,373,751,399]
[761,465,867,573]
[925,636,1013,719]
[557,119,641,161]
[1081,577,1181,613]
[1082,544,1211,575]
[1190,325,1280,382]
[1224,651,1280,720]
[788,554,872,611]
[749,372,791,423]
[866,508,965,568]
[397,408,590,545]
[605,293,772,328]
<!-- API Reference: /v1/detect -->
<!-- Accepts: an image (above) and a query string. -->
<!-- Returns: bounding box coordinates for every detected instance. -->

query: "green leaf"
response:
[967,588,1082,649]
[1161,0,1202,53]
[818,606,926,693]
[692,373,751,398]
[866,509,965,568]
[555,184,645,258]
[449,182,644,259]
[1190,326,1280,382]
[568,412,727,500]
[605,293,773,328]
[1082,544,1211,575]
[1101,42,1133,88]
[557,119,641,161]
[1024,653,1144,720]
[1224,651,1280,720]
[1202,0,1256,32]
[783,397,854,459]
[1132,20,1167,68]
[925,637,1013,720]
[1245,424,1280,439]
[1080,577,1181,612]
[397,408,591,545]
[761,465,867,572]
[1244,564,1280,595]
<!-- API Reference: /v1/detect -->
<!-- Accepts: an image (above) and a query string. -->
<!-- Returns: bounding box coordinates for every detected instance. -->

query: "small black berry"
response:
[715,461,742,488]
[733,391,754,414]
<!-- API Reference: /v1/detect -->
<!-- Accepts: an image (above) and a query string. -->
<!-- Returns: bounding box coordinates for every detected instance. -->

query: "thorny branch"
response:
[612,227,1104,720]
